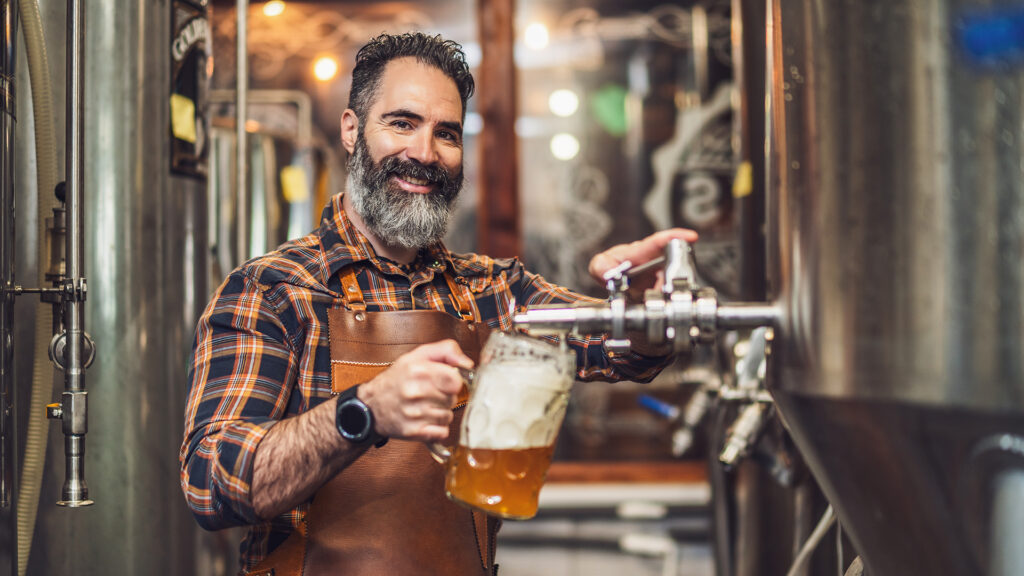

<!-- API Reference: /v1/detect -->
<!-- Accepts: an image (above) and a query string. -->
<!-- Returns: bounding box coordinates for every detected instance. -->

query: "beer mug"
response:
[430,331,575,519]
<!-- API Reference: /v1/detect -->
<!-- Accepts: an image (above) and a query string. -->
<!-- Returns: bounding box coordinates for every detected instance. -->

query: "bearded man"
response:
[181,33,695,576]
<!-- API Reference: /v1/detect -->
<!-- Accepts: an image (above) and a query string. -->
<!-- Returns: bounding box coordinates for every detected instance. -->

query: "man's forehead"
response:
[370,57,463,121]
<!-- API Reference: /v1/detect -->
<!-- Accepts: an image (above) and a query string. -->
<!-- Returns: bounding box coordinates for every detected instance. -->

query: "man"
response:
[180,32,696,575]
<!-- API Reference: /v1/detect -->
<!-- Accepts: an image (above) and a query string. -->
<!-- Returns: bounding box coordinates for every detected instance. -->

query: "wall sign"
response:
[171,0,210,178]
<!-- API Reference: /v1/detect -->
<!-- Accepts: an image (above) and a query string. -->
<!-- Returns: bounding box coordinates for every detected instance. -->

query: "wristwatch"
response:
[335,385,388,448]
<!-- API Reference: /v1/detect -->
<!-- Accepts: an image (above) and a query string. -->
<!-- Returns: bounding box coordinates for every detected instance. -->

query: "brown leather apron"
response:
[249,266,500,575]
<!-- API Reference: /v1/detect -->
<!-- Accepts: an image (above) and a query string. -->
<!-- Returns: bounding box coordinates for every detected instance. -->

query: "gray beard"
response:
[346,136,463,251]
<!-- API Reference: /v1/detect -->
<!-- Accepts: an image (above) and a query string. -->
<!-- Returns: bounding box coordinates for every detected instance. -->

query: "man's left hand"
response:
[588,228,698,302]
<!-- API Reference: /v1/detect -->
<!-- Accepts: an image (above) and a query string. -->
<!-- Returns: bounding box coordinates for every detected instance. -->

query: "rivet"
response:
[347,285,357,293]
[355,312,365,321]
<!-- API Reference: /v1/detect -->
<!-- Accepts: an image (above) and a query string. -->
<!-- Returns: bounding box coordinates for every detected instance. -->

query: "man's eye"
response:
[437,130,460,142]
[391,120,413,130]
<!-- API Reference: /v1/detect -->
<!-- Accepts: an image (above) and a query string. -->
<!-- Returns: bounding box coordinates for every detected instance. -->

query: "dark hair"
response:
[348,32,475,121]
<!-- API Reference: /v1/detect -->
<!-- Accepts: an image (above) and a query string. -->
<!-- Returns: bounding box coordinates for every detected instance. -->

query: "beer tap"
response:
[515,239,784,473]
[513,238,779,353]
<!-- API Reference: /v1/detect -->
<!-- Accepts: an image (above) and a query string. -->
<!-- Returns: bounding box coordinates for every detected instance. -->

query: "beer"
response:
[431,332,575,519]
[445,444,557,519]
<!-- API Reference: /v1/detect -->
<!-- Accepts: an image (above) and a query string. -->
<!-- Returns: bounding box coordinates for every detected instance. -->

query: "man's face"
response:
[343,57,465,250]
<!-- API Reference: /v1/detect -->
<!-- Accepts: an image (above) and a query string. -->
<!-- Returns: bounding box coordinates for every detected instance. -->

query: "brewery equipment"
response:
[0,0,223,573]
[765,1,1024,574]
[519,1,1024,574]
[514,239,778,351]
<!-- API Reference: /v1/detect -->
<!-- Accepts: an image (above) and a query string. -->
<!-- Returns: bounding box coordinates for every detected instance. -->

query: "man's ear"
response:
[340,109,359,155]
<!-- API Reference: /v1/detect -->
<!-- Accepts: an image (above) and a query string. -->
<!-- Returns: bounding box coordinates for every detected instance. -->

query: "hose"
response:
[785,504,836,576]
[15,0,59,574]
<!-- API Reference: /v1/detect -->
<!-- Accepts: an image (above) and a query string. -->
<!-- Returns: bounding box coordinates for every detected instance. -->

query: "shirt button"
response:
[354,312,365,321]
[347,285,358,293]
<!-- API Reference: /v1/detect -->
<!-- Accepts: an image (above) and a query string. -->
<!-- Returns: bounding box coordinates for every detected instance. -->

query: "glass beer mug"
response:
[430,331,576,519]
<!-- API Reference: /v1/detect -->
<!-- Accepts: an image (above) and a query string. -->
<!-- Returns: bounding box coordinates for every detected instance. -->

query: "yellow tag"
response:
[732,161,753,198]
[170,93,197,143]
[280,165,310,203]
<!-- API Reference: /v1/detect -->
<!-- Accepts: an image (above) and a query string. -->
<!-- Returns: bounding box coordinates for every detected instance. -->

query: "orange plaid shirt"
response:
[180,193,670,571]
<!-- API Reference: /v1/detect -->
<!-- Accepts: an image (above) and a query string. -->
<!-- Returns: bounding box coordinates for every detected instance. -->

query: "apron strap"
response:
[443,273,478,323]
[340,262,477,322]
[338,266,366,311]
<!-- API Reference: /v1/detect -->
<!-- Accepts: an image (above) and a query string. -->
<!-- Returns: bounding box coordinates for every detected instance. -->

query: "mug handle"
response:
[428,367,475,464]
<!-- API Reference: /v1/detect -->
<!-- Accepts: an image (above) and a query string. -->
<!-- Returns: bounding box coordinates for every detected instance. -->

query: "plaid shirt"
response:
[180,193,670,572]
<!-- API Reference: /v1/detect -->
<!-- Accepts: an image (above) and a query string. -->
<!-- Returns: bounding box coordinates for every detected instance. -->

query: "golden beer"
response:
[430,332,575,519]
[445,444,557,519]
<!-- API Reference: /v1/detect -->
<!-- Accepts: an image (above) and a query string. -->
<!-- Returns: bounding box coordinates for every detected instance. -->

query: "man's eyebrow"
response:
[381,109,462,135]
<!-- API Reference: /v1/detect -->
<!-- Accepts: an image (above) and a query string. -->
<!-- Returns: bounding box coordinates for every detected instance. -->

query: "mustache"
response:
[377,155,455,190]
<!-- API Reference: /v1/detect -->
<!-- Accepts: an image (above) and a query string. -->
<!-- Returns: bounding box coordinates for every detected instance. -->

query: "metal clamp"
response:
[61,277,87,302]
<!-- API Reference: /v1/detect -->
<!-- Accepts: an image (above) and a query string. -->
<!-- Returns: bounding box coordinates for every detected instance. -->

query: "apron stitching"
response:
[329,360,391,367]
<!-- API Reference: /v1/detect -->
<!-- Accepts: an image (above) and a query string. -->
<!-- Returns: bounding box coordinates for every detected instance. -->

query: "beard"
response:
[346,133,464,250]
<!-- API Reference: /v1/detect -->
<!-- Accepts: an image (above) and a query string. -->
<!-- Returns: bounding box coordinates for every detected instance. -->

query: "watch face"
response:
[338,398,372,442]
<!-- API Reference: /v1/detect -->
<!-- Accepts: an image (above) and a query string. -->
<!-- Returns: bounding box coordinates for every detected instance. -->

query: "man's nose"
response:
[405,129,440,166]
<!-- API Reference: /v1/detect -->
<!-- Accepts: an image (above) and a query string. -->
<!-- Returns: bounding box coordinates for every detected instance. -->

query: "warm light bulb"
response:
[549,89,579,117]
[524,22,549,50]
[263,1,285,17]
[313,56,339,82]
[550,133,580,161]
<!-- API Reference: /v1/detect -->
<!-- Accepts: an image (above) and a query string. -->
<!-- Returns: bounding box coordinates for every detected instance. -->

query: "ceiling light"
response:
[549,89,579,117]
[313,56,338,82]
[524,22,549,50]
[263,1,285,17]
[550,133,580,161]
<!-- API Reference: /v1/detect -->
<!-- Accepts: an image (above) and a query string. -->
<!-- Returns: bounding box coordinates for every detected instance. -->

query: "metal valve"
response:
[514,239,779,353]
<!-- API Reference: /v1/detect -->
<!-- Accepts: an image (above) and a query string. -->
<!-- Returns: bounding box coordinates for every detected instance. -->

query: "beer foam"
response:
[462,361,573,450]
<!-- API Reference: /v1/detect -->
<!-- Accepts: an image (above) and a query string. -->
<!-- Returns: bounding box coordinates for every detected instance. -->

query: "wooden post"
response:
[475,0,520,258]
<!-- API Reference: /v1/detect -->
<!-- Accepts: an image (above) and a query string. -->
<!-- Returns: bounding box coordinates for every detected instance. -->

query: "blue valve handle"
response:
[637,394,681,421]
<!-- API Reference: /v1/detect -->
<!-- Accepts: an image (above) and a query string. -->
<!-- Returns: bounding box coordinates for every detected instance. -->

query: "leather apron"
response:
[249,266,500,576]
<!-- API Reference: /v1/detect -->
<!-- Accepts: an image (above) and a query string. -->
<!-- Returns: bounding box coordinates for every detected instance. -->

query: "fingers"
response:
[592,228,698,273]
[589,228,699,291]
[359,339,472,443]
[414,339,474,371]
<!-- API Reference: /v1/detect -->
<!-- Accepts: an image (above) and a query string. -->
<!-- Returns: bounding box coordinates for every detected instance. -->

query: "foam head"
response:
[462,361,573,450]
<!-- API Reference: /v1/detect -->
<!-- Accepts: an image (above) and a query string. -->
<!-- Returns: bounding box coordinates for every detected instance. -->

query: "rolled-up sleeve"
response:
[180,271,297,530]
[513,264,672,383]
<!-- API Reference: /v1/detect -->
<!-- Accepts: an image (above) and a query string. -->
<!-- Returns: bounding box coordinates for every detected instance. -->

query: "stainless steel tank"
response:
[0,1,18,573]
[766,0,1024,574]
[6,0,220,573]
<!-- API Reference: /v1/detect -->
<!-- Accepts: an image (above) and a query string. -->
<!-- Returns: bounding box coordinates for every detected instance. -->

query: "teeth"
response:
[404,176,429,186]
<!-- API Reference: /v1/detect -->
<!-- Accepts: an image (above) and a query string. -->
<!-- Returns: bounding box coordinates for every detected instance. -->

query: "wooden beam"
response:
[475,0,520,258]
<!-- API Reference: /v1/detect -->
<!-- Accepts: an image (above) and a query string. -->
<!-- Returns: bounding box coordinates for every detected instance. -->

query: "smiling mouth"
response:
[401,175,430,186]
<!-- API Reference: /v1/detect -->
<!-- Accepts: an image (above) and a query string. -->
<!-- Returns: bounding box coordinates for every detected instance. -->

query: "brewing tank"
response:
[4,0,220,574]
[766,0,1024,574]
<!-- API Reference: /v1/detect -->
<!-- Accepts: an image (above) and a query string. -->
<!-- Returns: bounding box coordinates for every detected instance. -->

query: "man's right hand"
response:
[357,339,474,443]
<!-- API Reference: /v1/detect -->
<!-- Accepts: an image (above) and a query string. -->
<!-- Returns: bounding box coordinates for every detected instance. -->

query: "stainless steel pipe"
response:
[235,0,248,262]
[53,0,90,509]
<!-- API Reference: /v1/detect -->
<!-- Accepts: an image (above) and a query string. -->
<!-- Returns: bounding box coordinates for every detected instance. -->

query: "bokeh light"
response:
[313,56,338,82]
[524,22,550,50]
[263,1,285,17]
[548,89,579,117]
[550,133,580,160]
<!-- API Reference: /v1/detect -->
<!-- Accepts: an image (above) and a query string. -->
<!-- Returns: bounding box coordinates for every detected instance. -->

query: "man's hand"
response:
[358,339,474,442]
[588,228,698,302]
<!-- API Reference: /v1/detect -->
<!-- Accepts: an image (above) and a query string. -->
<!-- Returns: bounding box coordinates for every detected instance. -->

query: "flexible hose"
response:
[15,0,59,574]
[785,504,836,576]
